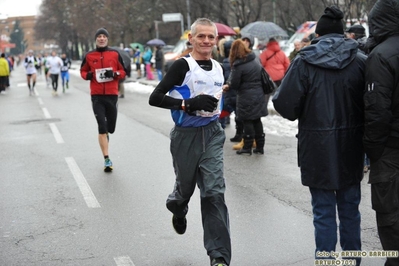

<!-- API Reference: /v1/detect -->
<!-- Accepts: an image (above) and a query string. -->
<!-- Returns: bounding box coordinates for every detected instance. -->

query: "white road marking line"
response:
[37,97,44,105]
[48,123,64,144]
[65,157,101,208]
[42,107,51,119]
[114,256,135,266]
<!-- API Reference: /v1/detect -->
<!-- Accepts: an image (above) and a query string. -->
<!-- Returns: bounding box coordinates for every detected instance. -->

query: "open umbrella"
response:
[240,21,288,44]
[130,42,144,52]
[214,22,237,36]
[111,46,131,76]
[146,38,166,46]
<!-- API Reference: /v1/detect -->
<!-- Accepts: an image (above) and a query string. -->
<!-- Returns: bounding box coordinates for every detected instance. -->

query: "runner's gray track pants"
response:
[166,120,232,264]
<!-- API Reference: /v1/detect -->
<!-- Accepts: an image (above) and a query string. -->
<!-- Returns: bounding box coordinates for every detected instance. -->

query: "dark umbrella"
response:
[214,22,237,36]
[146,38,166,46]
[111,47,131,77]
[240,21,288,44]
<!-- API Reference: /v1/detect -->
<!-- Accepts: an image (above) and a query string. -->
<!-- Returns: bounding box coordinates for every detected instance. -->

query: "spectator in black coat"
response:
[225,39,268,155]
[364,1,399,265]
[273,6,366,264]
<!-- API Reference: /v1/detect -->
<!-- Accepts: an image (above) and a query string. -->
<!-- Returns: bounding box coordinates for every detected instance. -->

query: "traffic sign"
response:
[162,13,182,23]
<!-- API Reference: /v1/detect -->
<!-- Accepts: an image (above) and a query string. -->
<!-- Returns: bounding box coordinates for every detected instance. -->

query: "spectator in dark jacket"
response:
[218,40,234,129]
[272,6,366,264]
[364,1,399,265]
[345,25,368,54]
[225,39,268,155]
[155,45,164,80]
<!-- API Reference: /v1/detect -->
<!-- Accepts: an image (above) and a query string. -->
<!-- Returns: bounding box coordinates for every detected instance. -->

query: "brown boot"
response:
[233,139,244,150]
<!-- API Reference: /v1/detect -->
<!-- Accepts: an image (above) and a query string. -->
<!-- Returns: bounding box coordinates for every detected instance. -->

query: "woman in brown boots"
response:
[224,39,268,155]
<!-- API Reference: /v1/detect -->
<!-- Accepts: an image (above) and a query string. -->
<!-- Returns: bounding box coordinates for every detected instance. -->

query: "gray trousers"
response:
[167,121,232,264]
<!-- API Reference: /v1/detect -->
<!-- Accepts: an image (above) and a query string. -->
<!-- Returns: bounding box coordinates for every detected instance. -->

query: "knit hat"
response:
[241,34,254,47]
[95,28,109,39]
[315,6,344,36]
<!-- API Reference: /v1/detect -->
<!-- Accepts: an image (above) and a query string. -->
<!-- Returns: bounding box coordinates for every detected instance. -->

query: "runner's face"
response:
[189,24,217,58]
[96,34,108,48]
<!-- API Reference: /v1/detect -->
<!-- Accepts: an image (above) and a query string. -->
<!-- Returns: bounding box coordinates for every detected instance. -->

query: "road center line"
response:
[65,157,101,208]
[48,123,64,144]
[114,256,135,266]
[37,97,44,105]
[42,107,51,119]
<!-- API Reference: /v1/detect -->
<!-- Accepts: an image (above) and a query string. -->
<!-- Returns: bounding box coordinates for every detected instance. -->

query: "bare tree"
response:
[33,0,378,59]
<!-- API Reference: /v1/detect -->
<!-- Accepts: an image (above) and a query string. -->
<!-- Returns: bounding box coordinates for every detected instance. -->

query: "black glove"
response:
[104,69,114,78]
[185,95,219,113]
[86,72,93,80]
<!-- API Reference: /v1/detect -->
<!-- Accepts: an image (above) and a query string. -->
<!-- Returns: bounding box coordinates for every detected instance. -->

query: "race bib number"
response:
[95,67,113,83]
[195,90,223,117]
[61,66,69,71]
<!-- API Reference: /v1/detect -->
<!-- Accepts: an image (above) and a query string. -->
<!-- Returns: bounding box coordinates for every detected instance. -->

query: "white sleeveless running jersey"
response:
[24,56,37,75]
[169,55,224,127]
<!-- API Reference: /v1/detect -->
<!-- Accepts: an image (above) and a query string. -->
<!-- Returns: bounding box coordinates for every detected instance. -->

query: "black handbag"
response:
[260,67,277,94]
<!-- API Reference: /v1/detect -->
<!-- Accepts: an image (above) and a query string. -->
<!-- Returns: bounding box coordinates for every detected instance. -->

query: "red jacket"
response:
[80,47,126,95]
[259,41,290,82]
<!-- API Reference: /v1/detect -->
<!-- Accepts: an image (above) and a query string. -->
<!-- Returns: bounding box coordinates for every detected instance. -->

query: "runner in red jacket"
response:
[80,27,126,172]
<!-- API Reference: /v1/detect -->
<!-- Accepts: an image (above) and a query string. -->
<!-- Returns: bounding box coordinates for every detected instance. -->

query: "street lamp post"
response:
[154,20,163,39]
[186,0,191,29]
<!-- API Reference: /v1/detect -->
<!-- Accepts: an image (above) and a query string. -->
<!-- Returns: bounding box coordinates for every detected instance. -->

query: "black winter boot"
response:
[230,118,244,142]
[236,135,253,155]
[253,133,265,154]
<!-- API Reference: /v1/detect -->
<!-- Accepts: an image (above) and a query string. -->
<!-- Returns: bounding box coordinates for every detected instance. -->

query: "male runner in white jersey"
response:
[149,18,231,266]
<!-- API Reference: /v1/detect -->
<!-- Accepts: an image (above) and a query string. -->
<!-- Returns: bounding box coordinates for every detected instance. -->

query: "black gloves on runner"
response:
[185,95,219,113]
[104,69,114,78]
[86,72,93,80]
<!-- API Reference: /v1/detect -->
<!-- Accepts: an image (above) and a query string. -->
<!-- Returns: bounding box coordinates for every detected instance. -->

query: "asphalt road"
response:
[0,63,386,265]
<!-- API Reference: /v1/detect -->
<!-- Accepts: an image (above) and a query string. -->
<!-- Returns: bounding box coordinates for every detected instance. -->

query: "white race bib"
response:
[95,67,113,83]
[195,90,223,117]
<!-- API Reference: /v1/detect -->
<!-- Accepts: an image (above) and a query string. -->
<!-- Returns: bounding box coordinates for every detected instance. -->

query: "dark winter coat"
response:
[363,0,399,183]
[155,48,164,70]
[229,52,268,120]
[272,34,367,190]
[222,57,236,110]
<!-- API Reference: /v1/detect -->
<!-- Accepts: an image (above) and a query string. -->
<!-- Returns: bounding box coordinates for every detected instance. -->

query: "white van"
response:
[281,21,317,56]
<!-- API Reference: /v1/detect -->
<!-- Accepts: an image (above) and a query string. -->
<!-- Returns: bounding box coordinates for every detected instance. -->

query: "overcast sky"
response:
[0,0,42,18]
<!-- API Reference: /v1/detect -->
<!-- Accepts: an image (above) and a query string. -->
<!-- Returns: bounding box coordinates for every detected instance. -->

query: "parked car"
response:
[164,31,190,72]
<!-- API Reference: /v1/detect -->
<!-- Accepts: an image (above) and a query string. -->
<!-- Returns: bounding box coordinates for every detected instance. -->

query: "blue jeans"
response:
[364,154,370,167]
[156,69,163,81]
[310,183,361,264]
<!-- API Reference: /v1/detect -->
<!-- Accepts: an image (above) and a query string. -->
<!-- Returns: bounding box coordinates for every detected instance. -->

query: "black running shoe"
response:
[210,257,228,266]
[172,215,186,235]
